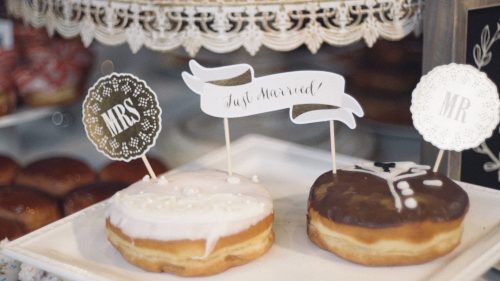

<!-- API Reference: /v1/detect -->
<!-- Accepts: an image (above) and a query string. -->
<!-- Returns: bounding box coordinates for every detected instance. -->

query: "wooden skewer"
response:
[330,121,336,174]
[141,155,157,179]
[433,149,444,173]
[224,117,233,176]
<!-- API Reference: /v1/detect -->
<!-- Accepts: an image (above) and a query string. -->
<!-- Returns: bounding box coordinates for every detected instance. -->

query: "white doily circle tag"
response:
[411,63,499,151]
[82,73,162,161]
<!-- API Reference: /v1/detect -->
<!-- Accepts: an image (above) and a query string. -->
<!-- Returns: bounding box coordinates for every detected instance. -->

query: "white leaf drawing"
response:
[481,25,491,50]
[471,20,500,183]
[483,52,492,66]
[473,45,483,67]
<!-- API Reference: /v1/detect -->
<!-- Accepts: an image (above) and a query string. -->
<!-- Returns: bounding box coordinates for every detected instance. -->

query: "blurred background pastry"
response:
[0,185,61,233]
[63,181,128,216]
[15,156,96,197]
[0,77,17,116]
[0,155,18,186]
[99,156,168,185]
[0,217,24,240]
[0,23,93,116]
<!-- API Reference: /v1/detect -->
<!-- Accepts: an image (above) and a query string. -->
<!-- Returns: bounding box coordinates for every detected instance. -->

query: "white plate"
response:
[3,134,500,281]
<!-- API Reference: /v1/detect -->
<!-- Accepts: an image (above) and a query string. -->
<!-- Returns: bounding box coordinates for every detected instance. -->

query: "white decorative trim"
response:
[7,0,423,56]
[471,22,500,182]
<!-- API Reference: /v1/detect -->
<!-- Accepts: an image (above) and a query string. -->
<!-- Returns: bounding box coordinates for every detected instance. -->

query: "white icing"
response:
[397,180,414,196]
[385,181,402,212]
[404,198,418,209]
[252,175,260,183]
[343,162,430,212]
[401,189,414,196]
[396,181,410,190]
[423,179,443,187]
[227,175,241,184]
[142,175,150,181]
[108,170,273,258]
[157,175,168,185]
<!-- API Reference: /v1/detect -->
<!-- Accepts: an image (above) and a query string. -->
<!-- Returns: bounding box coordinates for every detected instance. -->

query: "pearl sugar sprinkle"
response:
[251,175,259,183]
[227,176,241,184]
[157,175,168,185]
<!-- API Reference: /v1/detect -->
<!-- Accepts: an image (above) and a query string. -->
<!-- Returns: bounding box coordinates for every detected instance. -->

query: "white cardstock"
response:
[411,63,500,151]
[182,60,364,128]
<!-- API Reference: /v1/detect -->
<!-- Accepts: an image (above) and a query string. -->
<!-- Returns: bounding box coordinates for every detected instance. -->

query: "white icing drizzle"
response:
[157,175,168,185]
[251,175,260,183]
[227,175,241,184]
[386,181,402,212]
[396,180,416,198]
[423,179,443,187]
[396,181,410,190]
[404,198,418,209]
[343,162,430,212]
[108,170,273,258]
[401,189,414,196]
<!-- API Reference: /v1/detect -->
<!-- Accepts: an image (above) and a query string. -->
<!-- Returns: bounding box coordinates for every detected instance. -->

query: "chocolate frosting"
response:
[63,181,128,215]
[0,185,58,215]
[308,167,469,228]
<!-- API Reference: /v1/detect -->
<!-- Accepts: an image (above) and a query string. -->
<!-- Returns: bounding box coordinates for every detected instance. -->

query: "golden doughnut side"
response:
[106,214,274,276]
[307,208,465,265]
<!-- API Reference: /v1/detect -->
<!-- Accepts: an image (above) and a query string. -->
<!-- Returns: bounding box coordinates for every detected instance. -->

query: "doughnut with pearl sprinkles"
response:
[106,170,274,276]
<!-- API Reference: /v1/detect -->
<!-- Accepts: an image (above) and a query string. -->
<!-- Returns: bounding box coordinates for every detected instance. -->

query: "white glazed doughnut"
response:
[106,170,274,276]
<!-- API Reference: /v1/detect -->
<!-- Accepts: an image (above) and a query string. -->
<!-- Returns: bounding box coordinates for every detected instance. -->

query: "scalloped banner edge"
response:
[82,73,162,162]
[410,63,500,152]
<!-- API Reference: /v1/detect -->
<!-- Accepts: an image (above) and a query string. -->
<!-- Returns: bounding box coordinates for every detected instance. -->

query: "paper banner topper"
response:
[82,73,162,162]
[182,60,364,128]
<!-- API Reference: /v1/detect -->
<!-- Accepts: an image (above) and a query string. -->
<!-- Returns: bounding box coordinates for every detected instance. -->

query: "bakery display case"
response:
[1,0,500,280]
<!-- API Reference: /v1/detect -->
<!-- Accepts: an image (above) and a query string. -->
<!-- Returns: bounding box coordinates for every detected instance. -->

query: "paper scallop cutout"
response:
[82,73,162,161]
[411,63,499,151]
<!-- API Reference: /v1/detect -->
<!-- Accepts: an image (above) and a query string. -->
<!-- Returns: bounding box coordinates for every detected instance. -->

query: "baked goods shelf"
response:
[2,134,500,281]
[7,0,423,56]
[0,106,57,128]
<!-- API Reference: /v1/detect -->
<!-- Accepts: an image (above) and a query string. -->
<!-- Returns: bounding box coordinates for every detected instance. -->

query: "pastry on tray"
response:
[307,162,469,265]
[0,155,19,186]
[63,181,128,216]
[99,156,168,185]
[106,170,274,276]
[0,217,24,240]
[0,185,61,235]
[15,157,96,198]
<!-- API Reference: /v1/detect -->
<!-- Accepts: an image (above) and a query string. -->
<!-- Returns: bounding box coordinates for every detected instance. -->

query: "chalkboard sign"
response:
[459,5,500,189]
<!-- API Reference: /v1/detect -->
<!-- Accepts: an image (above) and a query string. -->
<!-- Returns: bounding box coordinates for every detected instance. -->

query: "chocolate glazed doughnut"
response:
[15,157,96,198]
[0,186,61,234]
[307,162,469,266]
[63,181,128,216]
[99,156,168,185]
[0,155,19,186]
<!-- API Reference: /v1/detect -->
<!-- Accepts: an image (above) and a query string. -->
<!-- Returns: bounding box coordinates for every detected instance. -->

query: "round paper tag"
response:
[82,73,162,161]
[411,63,499,151]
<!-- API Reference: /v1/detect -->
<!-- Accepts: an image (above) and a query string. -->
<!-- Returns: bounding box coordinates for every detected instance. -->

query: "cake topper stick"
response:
[224,117,233,176]
[433,149,444,173]
[142,155,157,179]
[330,121,337,174]
[83,73,162,181]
